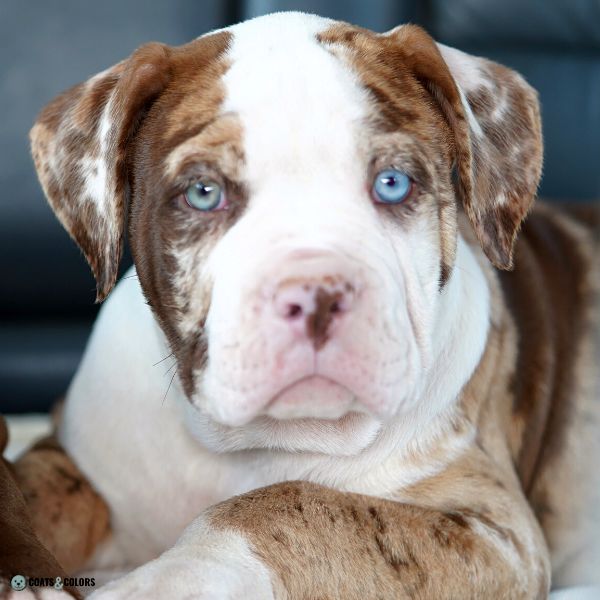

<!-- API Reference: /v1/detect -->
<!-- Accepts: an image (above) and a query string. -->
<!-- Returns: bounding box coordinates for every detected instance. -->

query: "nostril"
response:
[273,277,356,331]
[286,303,303,319]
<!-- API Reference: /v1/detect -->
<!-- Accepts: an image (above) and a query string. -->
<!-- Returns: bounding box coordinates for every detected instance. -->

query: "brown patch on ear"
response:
[391,26,543,270]
[443,53,543,270]
[462,60,543,270]
[30,43,173,301]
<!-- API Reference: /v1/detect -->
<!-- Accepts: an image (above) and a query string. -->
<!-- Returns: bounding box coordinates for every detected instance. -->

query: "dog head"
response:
[31,13,542,453]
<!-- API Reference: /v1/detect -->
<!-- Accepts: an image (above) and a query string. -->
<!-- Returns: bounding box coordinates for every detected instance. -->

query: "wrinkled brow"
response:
[163,113,245,183]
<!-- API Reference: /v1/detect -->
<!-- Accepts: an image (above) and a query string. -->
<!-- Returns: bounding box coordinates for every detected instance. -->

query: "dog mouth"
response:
[186,369,383,454]
[264,374,360,421]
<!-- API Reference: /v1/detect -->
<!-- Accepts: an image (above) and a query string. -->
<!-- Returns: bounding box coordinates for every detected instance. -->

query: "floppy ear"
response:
[389,25,543,270]
[30,43,172,301]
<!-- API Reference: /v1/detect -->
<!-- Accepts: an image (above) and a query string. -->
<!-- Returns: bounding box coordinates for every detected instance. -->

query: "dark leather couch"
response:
[1,0,598,413]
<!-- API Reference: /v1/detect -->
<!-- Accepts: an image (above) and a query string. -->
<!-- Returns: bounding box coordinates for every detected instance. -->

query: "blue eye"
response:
[183,180,225,211]
[372,169,413,204]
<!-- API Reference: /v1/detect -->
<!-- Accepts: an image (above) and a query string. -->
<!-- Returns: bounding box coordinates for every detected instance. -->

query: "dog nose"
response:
[273,278,355,349]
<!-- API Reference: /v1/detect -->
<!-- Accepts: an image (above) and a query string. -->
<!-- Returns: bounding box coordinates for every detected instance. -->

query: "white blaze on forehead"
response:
[196,11,381,346]
[222,12,368,187]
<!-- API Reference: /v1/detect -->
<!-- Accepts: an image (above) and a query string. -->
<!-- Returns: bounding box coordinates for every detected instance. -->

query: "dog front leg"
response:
[90,478,550,599]
[11,434,111,575]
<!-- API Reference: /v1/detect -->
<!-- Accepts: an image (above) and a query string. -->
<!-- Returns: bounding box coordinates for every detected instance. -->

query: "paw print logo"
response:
[10,575,27,591]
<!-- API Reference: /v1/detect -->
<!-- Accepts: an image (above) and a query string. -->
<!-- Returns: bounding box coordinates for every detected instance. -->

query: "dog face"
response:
[31,13,542,453]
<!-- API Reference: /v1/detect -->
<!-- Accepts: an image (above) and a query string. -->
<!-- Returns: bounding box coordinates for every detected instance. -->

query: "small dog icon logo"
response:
[10,575,26,591]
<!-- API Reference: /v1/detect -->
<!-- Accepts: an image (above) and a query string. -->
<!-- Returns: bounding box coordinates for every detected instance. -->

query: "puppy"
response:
[25,12,599,599]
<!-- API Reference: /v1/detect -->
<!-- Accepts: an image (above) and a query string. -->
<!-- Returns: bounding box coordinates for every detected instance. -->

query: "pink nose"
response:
[273,278,355,349]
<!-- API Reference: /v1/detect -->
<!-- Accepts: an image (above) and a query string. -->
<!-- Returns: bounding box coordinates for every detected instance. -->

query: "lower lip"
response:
[266,375,356,420]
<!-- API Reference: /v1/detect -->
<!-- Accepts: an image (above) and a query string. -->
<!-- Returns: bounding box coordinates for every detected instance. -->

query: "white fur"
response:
[88,517,274,599]
[437,43,492,94]
[78,99,113,222]
[95,102,113,215]
[437,43,489,138]
[457,85,484,138]
[79,153,109,215]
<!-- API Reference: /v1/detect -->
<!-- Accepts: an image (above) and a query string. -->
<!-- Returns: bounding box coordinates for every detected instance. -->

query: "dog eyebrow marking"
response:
[163,113,244,182]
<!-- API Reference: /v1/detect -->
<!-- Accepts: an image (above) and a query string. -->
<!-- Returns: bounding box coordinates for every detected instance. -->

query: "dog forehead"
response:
[221,13,370,184]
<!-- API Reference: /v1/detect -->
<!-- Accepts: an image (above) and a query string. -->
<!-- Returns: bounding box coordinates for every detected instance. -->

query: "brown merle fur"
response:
[11,435,110,576]
[31,31,235,395]
[30,44,171,301]
[305,288,344,350]
[30,35,231,303]
[0,417,82,598]
[209,480,533,599]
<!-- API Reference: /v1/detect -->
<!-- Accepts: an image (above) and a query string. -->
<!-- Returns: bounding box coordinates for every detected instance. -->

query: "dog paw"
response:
[88,555,273,600]
[88,525,274,600]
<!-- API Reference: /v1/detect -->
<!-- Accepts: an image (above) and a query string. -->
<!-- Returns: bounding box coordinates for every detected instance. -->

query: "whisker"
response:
[153,352,174,367]
[164,361,178,377]
[163,370,177,405]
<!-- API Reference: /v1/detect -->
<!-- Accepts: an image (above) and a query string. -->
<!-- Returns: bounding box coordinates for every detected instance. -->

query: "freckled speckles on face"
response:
[126,31,234,395]
[164,115,245,183]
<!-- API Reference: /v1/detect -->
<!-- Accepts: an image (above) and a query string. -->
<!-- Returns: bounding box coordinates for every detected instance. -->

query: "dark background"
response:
[1,0,599,413]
